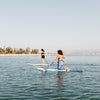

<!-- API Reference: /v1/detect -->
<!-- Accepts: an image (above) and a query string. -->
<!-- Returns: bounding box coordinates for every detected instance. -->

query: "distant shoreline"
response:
[0,54,39,56]
[0,54,100,56]
[0,54,57,56]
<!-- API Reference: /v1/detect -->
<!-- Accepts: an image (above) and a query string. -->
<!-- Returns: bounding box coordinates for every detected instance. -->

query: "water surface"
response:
[0,55,100,100]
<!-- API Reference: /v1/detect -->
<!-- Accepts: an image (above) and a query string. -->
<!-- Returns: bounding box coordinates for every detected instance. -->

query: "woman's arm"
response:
[62,55,65,59]
[52,56,59,64]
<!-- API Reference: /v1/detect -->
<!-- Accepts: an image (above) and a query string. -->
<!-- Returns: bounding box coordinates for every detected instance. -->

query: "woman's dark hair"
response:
[41,49,45,52]
[57,50,63,55]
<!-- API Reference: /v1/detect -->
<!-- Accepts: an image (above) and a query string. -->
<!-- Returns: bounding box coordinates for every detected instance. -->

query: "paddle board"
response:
[28,64,49,66]
[37,68,83,72]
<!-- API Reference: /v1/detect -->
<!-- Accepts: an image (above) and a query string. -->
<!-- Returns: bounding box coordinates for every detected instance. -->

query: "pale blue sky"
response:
[0,0,100,52]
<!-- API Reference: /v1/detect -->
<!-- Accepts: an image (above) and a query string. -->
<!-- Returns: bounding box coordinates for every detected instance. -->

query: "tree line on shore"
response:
[0,46,39,54]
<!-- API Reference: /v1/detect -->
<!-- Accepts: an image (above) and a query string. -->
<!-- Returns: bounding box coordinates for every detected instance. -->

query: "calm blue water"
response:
[0,55,100,100]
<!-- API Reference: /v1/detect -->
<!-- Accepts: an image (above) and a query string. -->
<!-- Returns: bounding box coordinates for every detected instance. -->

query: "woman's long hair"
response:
[57,50,64,55]
[41,49,45,52]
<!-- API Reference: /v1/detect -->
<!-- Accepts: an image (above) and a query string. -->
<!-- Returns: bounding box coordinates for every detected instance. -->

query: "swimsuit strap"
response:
[58,56,64,62]
[58,57,63,61]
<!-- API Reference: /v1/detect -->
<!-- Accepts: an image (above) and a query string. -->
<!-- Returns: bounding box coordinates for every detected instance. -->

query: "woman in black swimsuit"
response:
[41,49,45,64]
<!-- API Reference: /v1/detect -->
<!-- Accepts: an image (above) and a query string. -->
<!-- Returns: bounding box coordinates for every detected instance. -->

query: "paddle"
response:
[44,58,51,71]
[44,58,56,72]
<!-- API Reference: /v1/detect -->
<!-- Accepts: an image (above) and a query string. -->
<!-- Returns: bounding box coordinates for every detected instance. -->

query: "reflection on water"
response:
[40,72,46,86]
[56,72,67,99]
[56,72,65,87]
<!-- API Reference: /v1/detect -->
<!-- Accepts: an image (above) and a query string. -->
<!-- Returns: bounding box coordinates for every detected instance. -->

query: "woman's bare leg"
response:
[41,58,44,64]
[64,67,69,71]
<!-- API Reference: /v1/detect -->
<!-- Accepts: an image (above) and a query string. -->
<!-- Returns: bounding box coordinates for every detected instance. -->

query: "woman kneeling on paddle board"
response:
[51,50,68,71]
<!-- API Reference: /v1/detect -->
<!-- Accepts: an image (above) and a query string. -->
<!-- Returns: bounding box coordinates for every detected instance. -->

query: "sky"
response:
[0,0,100,52]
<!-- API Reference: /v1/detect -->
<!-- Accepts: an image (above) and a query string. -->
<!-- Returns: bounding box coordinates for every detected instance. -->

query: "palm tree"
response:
[26,47,30,54]
[31,49,39,54]
[0,48,2,54]
[18,48,24,54]
[6,47,13,54]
